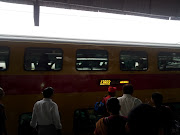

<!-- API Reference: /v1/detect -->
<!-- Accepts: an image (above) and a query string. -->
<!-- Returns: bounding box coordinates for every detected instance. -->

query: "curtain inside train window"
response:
[158,52,180,71]
[76,49,108,71]
[24,48,63,71]
[120,51,148,71]
[0,47,9,71]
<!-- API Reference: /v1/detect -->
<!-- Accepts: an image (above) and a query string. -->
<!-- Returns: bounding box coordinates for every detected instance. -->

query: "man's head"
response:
[42,87,54,98]
[106,97,120,115]
[127,104,158,135]
[122,84,133,95]
[0,87,5,100]
[108,86,117,97]
[151,92,163,107]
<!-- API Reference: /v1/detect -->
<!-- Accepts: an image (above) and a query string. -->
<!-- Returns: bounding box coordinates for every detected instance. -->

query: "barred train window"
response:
[0,47,9,71]
[76,49,108,71]
[24,48,63,71]
[120,51,148,71]
[158,52,180,71]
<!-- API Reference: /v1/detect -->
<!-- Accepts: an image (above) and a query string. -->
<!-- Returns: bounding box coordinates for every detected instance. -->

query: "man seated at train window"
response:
[36,54,53,71]
[117,84,142,117]
[30,87,62,135]
[151,92,173,135]
[94,97,127,135]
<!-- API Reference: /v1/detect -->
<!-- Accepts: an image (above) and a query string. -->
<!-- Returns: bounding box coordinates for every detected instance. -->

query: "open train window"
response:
[120,51,148,71]
[76,49,108,71]
[0,47,9,71]
[158,52,180,71]
[24,48,63,71]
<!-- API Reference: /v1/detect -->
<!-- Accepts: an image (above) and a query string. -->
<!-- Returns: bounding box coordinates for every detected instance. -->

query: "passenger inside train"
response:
[36,54,52,71]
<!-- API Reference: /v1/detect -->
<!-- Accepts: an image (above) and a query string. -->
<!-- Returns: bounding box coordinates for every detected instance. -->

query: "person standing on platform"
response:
[0,87,7,135]
[102,86,117,105]
[126,104,159,135]
[151,92,173,135]
[94,97,127,135]
[30,87,62,135]
[117,84,142,117]
[100,86,117,116]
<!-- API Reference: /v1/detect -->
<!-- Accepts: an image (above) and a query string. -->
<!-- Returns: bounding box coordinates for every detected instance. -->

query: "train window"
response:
[120,51,148,71]
[24,48,63,71]
[73,108,97,134]
[158,52,180,71]
[76,49,108,71]
[0,47,9,71]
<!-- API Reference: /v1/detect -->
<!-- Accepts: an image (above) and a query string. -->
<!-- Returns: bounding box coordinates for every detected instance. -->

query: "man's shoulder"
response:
[36,99,44,103]
[118,95,132,100]
[35,99,57,107]
[96,117,104,125]
[132,96,139,99]
[117,96,123,100]
[133,97,142,104]
[108,115,127,121]
[160,105,172,112]
[51,101,57,106]
[49,100,58,108]
[34,99,47,105]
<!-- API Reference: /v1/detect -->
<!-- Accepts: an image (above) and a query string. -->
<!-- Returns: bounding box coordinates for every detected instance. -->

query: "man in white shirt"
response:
[117,84,142,117]
[30,87,62,135]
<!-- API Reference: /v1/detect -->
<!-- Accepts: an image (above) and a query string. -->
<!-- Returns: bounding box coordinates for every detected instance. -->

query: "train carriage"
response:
[0,35,180,135]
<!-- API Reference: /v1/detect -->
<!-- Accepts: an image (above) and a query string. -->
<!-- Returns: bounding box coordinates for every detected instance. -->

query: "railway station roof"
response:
[0,0,180,26]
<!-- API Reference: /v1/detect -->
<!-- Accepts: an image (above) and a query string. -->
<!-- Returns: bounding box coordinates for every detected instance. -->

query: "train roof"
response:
[0,34,180,48]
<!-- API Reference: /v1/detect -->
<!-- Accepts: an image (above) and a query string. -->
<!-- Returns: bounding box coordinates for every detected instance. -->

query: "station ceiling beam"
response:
[1,0,180,26]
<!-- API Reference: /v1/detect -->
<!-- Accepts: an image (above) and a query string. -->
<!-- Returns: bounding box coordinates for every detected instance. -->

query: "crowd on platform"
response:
[0,84,177,135]
[94,84,174,135]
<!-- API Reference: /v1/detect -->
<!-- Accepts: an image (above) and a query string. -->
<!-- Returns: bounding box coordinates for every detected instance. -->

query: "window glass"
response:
[120,51,148,71]
[24,48,63,71]
[74,108,97,134]
[76,49,108,71]
[0,47,9,71]
[158,52,180,71]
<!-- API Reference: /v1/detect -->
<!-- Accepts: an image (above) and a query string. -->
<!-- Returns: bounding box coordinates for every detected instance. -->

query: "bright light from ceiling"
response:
[0,1,180,44]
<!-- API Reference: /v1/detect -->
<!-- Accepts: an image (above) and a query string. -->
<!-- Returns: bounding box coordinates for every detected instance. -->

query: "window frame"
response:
[76,49,108,71]
[120,50,148,71]
[24,47,63,71]
[158,52,180,71]
[0,46,10,71]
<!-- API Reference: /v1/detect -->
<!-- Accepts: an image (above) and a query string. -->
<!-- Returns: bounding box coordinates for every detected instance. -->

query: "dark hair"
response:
[108,92,116,97]
[151,93,163,107]
[106,97,120,115]
[123,84,134,94]
[43,87,54,98]
[127,104,159,135]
